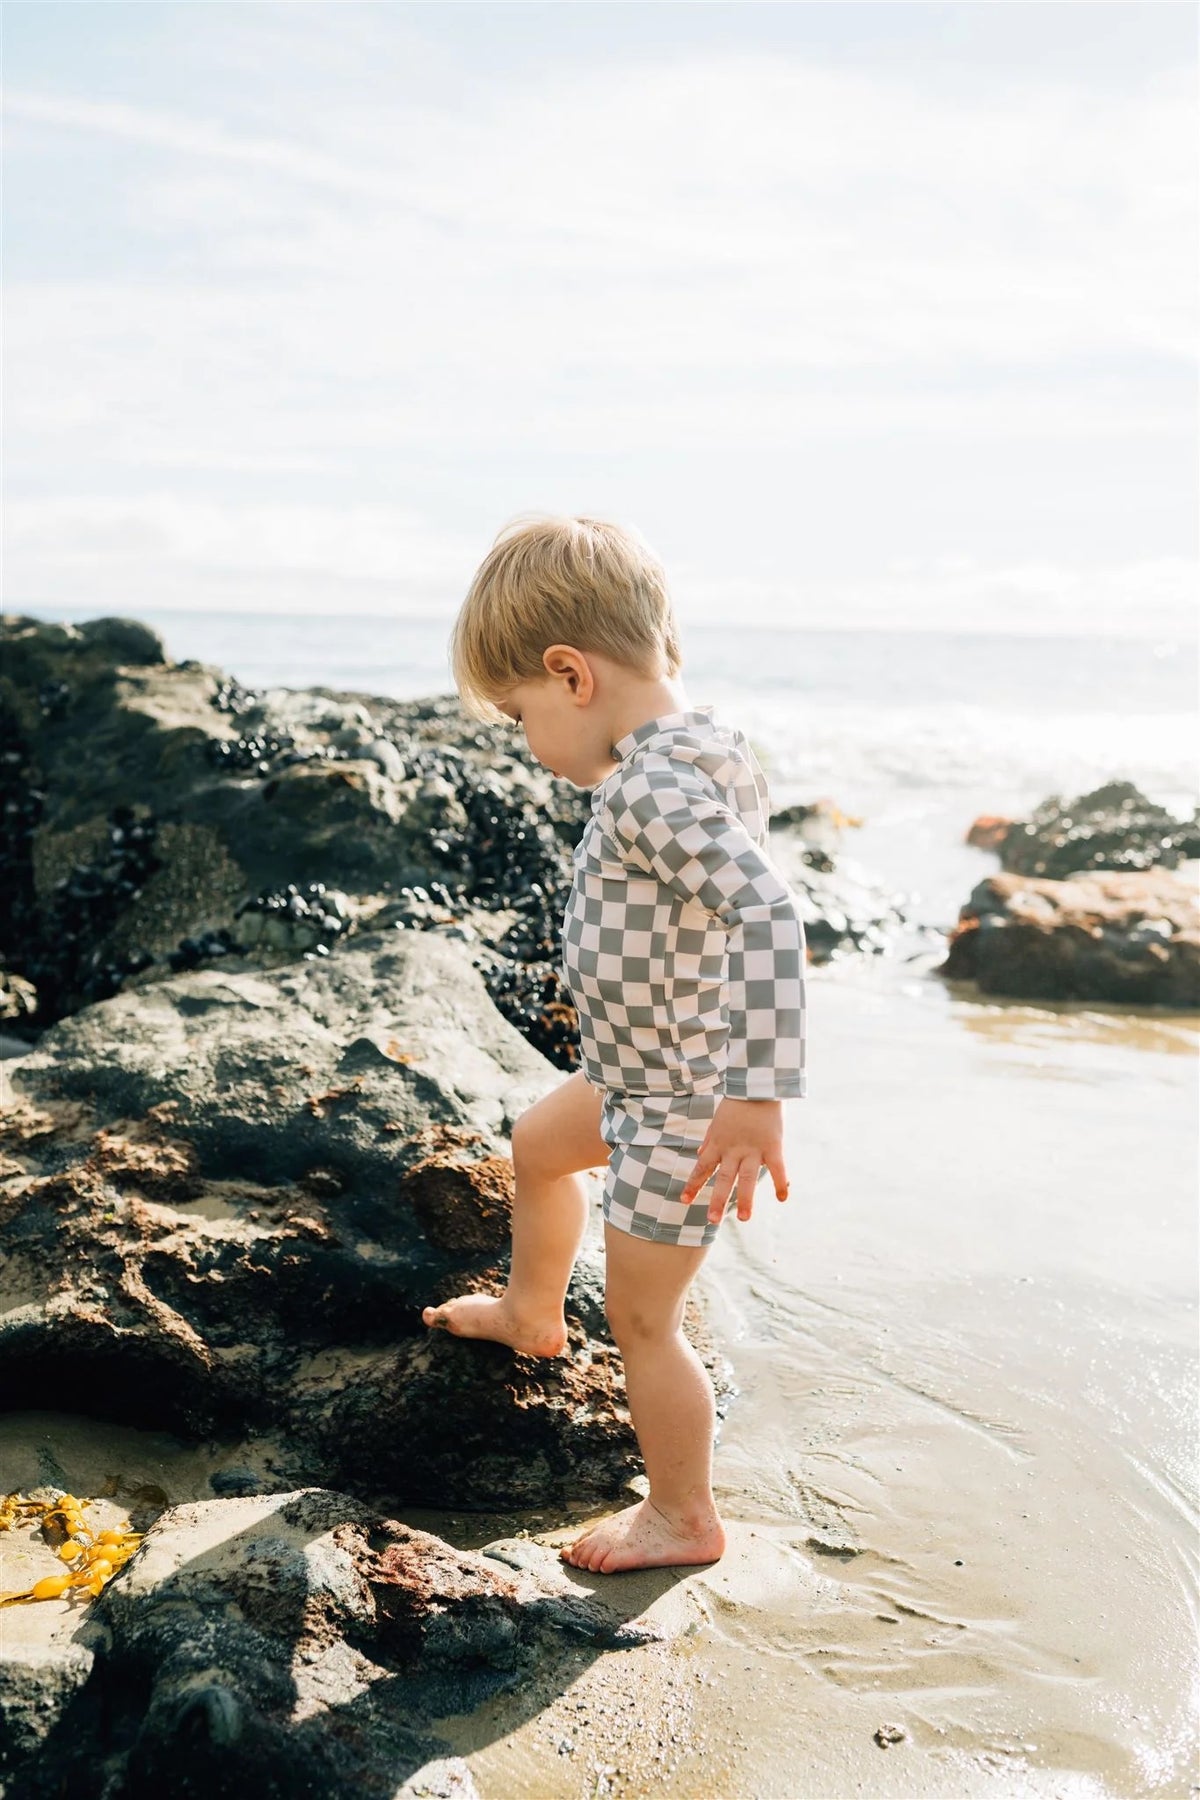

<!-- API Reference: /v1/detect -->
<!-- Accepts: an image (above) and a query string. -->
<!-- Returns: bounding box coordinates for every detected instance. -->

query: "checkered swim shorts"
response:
[599,1089,749,1249]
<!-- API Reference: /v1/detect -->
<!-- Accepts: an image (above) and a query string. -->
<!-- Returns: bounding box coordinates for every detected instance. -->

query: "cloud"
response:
[2,494,477,613]
[3,20,1195,628]
[6,493,1195,640]
[5,90,406,200]
[680,552,1200,638]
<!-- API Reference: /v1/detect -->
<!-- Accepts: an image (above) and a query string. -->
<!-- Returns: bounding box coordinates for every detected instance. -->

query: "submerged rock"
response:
[938,866,1199,1005]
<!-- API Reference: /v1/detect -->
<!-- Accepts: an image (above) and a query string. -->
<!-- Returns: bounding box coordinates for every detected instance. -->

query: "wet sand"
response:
[3,956,1196,1796]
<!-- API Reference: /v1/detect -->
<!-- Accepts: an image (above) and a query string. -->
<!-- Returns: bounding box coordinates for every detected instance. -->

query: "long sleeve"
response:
[600,758,807,1100]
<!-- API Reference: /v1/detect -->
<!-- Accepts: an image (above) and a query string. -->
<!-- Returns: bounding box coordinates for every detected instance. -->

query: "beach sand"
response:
[3,956,1195,1797]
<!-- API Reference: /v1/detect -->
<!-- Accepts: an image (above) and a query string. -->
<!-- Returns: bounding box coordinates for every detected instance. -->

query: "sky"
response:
[3,1,1197,637]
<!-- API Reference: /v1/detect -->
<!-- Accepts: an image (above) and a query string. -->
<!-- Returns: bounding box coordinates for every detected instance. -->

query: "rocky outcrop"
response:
[0,615,588,1064]
[966,781,1200,879]
[0,610,878,1790]
[952,782,1200,1004]
[938,866,1199,1005]
[0,930,735,1510]
[0,922,729,1794]
[2,1487,665,1799]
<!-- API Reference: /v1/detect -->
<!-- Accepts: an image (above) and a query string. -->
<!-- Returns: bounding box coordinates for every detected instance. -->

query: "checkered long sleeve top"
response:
[559,704,808,1100]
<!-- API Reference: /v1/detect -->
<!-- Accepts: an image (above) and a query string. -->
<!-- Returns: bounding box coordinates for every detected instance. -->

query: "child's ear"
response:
[542,644,592,701]
[568,654,596,703]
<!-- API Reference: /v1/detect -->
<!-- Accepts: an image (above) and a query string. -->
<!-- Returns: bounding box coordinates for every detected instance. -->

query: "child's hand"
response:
[679,1098,790,1226]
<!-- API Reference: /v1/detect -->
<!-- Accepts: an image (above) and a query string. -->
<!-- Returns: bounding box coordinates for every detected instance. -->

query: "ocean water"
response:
[15,603,1199,929]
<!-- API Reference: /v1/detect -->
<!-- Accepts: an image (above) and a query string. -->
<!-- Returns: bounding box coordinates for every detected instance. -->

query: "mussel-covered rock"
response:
[0,617,592,1058]
[2,613,872,1060]
[969,780,1200,879]
[938,866,1200,1005]
[234,882,353,954]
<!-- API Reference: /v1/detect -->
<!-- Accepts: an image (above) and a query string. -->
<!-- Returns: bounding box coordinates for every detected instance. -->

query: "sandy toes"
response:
[559,1499,726,1574]
[421,1293,568,1358]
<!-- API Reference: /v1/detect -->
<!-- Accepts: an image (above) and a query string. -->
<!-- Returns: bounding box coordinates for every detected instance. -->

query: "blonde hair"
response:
[450,514,683,723]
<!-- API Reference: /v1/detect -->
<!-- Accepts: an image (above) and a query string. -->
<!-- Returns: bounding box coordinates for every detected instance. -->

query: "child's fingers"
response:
[740,1156,767,1220]
[705,1155,746,1225]
[705,1174,735,1225]
[765,1151,790,1202]
[680,1143,719,1205]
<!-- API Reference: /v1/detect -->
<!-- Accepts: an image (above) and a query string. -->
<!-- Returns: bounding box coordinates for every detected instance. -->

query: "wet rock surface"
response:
[939,865,1200,1005]
[3,1487,665,1799]
[951,783,1200,1004]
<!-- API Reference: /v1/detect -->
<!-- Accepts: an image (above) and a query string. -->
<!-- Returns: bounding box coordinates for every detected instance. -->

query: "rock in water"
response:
[977,780,1200,879]
[939,866,1199,1005]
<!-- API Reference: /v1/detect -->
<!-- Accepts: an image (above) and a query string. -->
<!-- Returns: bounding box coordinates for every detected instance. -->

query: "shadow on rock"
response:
[8,1488,671,1800]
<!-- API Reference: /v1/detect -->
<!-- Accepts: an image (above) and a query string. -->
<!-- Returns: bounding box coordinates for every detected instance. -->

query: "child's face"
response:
[496,675,614,789]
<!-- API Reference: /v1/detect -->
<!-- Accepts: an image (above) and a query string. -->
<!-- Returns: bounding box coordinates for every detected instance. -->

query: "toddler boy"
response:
[422,516,808,1573]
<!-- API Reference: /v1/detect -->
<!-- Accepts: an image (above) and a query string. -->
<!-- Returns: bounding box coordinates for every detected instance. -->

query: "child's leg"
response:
[560,1222,726,1574]
[421,1069,609,1357]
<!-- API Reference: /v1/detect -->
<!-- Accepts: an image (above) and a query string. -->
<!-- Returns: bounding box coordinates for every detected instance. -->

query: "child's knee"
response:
[509,1109,538,1164]
[510,1103,555,1162]
[603,1277,682,1344]
[510,1082,607,1180]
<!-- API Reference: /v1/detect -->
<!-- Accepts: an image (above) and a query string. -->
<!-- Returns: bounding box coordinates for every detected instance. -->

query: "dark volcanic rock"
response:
[0,932,681,1505]
[3,1487,663,1799]
[971,780,1200,880]
[938,866,1200,1005]
[0,614,589,1063]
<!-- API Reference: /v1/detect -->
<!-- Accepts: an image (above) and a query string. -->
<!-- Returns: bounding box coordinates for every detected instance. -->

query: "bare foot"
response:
[421,1293,568,1358]
[558,1498,726,1574]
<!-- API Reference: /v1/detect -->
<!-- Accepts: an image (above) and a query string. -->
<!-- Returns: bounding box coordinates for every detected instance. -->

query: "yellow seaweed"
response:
[0,1492,144,1607]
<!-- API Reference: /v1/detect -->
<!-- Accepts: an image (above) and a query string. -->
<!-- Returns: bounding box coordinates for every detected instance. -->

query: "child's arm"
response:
[599,755,808,1101]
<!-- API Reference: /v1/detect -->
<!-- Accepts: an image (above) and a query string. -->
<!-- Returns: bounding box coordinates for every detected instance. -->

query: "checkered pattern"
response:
[559,704,808,1101]
[598,1089,745,1248]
